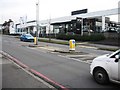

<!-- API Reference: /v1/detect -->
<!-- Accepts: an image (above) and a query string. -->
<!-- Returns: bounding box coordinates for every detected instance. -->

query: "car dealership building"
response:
[15,8,119,36]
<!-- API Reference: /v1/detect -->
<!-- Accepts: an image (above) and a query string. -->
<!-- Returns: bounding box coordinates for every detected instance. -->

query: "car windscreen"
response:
[25,35,33,37]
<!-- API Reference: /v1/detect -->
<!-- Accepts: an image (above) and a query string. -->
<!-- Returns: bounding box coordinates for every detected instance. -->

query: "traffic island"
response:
[53,50,96,64]
[53,50,87,55]
[28,44,44,47]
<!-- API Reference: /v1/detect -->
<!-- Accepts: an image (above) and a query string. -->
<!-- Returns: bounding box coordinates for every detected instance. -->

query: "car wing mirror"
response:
[115,55,119,62]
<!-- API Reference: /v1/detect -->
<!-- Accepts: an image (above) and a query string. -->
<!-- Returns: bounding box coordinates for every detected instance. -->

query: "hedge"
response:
[56,33,105,41]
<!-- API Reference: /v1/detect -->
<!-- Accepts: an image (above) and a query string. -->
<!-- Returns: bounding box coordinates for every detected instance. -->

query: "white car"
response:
[90,49,120,84]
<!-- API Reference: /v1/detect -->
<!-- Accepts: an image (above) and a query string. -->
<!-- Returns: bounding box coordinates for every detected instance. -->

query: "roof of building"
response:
[16,8,119,26]
[39,8,119,25]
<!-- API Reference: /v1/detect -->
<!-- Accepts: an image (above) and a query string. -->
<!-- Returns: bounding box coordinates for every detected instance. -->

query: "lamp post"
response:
[48,17,51,42]
[81,18,83,36]
[35,0,39,45]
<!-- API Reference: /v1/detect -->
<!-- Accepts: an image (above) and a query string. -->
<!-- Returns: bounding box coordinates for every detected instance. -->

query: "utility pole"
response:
[81,18,83,36]
[36,0,39,45]
[49,17,51,42]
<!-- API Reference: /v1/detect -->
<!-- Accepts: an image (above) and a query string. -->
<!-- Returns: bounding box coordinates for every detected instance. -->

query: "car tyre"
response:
[93,68,109,84]
[20,39,22,41]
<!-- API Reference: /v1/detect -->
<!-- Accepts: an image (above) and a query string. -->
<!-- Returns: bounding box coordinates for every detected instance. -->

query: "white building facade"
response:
[15,8,120,35]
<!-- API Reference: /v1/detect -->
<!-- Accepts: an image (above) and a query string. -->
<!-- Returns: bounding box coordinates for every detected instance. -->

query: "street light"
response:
[35,0,39,45]
[81,18,83,36]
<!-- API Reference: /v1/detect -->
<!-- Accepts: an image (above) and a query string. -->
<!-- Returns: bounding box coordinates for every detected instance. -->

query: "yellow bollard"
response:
[69,39,75,51]
[34,37,37,45]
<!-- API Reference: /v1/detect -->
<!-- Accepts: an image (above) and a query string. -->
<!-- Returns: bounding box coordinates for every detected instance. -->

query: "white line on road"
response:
[78,45,98,49]
[58,55,91,64]
[26,47,47,53]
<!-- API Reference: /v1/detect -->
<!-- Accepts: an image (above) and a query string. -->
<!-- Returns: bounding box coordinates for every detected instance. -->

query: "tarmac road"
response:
[2,35,120,89]
[1,54,55,89]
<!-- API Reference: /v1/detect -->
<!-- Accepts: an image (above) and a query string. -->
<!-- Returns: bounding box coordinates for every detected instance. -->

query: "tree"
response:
[2,21,8,34]
[2,19,13,34]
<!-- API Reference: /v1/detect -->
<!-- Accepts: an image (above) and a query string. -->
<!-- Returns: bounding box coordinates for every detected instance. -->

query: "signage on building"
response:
[71,9,88,15]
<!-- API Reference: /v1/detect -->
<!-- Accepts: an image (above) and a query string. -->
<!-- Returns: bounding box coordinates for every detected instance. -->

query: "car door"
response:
[108,51,120,81]
[22,35,26,41]
[118,57,120,81]
[108,57,118,81]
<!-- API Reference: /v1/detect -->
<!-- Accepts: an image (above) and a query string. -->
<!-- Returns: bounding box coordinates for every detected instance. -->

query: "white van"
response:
[90,49,120,84]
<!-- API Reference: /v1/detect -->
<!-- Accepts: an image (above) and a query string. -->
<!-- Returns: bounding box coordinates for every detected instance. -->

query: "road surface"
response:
[2,55,53,88]
[2,35,120,89]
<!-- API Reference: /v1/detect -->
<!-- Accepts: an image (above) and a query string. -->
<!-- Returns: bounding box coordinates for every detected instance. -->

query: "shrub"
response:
[56,33,105,41]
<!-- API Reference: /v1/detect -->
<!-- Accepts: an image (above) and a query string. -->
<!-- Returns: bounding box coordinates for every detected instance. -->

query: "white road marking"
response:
[26,47,47,53]
[38,46,62,51]
[58,55,91,64]
[78,45,98,49]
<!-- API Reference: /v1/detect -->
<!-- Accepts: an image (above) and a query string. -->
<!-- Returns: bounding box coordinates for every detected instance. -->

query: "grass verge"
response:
[38,38,79,46]
[38,38,119,52]
[38,39,69,45]
[98,47,119,51]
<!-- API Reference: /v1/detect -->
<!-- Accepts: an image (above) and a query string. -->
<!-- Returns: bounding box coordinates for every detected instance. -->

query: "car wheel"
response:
[20,39,22,41]
[93,68,109,84]
[30,40,34,42]
[23,38,26,42]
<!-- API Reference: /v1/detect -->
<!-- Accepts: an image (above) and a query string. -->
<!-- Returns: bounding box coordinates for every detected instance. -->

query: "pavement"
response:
[1,53,56,89]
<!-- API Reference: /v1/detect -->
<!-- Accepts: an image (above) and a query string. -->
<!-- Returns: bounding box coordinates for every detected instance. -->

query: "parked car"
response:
[20,34,34,42]
[90,49,120,84]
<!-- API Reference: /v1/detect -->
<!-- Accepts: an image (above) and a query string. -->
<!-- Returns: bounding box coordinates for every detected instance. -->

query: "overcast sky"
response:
[0,0,120,23]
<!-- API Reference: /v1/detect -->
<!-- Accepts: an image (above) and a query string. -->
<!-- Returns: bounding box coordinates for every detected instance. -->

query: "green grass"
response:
[38,39,69,45]
[98,47,119,51]
[38,38,88,46]
[38,38,119,52]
